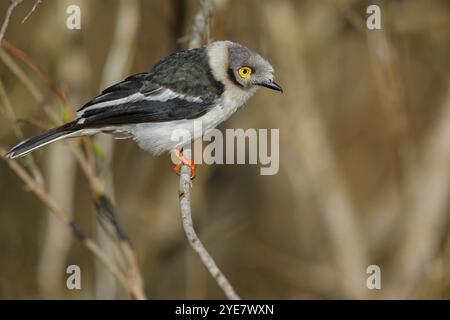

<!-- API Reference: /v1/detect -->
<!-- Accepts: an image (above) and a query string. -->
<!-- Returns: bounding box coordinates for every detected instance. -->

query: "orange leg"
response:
[172,149,197,179]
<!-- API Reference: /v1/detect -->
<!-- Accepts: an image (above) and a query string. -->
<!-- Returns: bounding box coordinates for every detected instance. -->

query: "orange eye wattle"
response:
[238,67,252,78]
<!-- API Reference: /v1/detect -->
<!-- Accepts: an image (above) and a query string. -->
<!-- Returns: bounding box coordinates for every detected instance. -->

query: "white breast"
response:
[130,86,257,155]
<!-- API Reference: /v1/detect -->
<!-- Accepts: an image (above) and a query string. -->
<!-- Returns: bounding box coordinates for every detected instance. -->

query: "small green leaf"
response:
[61,107,71,123]
[92,141,105,160]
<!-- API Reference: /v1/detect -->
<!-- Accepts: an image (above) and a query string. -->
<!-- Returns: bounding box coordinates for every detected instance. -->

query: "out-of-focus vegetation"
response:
[0,0,449,299]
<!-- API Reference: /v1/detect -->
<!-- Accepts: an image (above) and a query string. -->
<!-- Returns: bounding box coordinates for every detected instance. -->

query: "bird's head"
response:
[207,41,283,93]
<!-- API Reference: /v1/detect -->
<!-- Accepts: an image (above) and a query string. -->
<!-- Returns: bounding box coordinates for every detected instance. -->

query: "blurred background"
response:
[0,0,449,299]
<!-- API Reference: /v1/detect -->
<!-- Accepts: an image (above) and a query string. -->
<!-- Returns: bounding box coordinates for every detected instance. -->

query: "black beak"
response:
[258,80,283,93]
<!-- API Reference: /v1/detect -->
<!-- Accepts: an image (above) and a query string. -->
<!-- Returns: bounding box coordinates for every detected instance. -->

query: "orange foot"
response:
[172,149,197,180]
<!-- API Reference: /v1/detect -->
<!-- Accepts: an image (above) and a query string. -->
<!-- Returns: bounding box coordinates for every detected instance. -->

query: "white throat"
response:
[206,41,258,117]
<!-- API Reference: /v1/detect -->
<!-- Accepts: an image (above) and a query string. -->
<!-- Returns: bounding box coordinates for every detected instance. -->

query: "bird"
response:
[5,41,282,178]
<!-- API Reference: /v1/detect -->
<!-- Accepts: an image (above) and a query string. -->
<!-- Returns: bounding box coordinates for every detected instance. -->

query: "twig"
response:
[0,146,130,291]
[1,43,145,299]
[94,195,146,300]
[0,45,100,189]
[2,41,69,105]
[178,166,240,300]
[0,79,23,139]
[189,0,214,49]
[0,46,60,124]
[0,0,24,44]
[177,0,239,300]
[21,0,42,24]
[1,144,144,299]
[0,78,44,185]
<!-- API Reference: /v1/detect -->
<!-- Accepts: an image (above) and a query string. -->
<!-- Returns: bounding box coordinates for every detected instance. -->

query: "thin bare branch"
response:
[189,0,214,49]
[94,195,146,300]
[0,146,130,291]
[178,166,240,300]
[0,47,60,124]
[176,0,240,300]
[0,42,145,299]
[2,41,70,106]
[0,78,44,185]
[0,0,24,44]
[21,0,42,24]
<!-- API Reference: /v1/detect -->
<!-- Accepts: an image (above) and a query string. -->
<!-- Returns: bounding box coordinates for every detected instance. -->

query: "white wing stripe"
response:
[77,92,143,116]
[144,88,203,103]
[77,88,203,117]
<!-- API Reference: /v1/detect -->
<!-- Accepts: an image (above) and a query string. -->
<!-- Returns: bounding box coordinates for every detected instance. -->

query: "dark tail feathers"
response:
[5,121,80,159]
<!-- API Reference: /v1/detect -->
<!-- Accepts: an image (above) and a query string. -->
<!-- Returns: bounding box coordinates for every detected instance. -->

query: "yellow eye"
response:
[238,67,252,78]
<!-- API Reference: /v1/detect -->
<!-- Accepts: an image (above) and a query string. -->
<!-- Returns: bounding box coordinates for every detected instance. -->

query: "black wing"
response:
[77,72,148,113]
[76,48,224,127]
[80,96,212,126]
